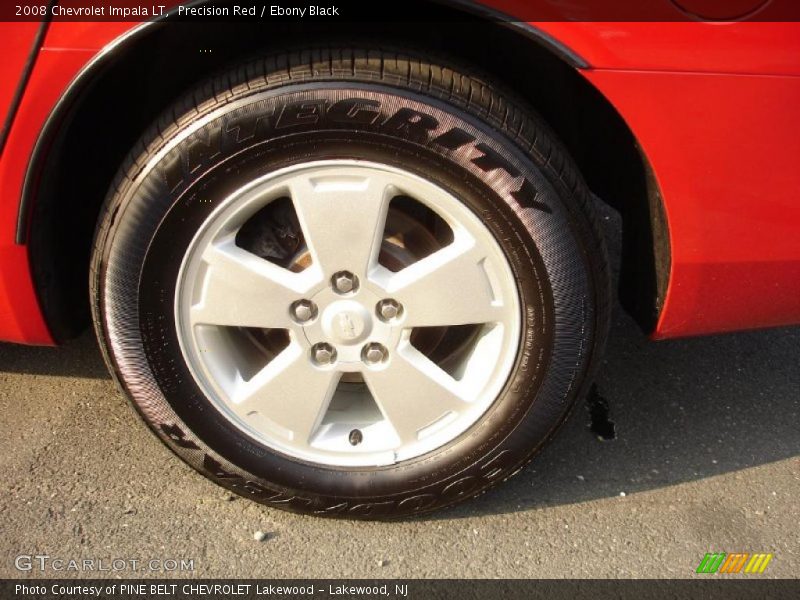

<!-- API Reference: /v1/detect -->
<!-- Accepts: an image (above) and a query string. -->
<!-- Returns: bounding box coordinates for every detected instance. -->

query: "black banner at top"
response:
[4,0,800,22]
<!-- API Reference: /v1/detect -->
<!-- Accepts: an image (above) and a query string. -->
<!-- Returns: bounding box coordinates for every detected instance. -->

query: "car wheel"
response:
[91,47,610,518]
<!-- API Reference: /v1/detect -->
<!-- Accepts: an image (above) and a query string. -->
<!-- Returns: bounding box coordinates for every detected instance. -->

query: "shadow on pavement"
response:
[1,298,798,518]
[435,306,800,519]
[0,332,109,379]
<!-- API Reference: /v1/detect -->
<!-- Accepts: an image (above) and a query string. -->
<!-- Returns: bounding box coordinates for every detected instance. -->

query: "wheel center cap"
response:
[321,300,371,345]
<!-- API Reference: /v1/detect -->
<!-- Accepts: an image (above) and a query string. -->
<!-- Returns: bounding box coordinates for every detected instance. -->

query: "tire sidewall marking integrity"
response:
[100,82,594,514]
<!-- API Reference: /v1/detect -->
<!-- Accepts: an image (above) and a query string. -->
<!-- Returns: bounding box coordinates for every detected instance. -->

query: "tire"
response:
[91,47,610,519]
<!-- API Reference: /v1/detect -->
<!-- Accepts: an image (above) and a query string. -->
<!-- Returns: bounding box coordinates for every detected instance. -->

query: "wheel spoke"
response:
[383,239,504,327]
[231,343,340,444]
[190,237,308,329]
[289,172,392,278]
[363,346,469,445]
[177,161,523,466]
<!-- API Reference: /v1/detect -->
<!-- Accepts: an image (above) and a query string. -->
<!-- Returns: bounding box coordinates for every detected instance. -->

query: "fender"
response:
[0,18,51,155]
[13,1,586,244]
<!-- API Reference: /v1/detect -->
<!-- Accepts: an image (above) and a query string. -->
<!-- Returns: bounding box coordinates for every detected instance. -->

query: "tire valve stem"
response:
[348,429,363,446]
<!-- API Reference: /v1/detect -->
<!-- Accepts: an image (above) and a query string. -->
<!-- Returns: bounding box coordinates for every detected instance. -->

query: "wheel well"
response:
[25,13,668,342]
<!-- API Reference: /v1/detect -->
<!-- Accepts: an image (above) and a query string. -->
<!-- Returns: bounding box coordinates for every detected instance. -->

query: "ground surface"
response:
[1,210,798,579]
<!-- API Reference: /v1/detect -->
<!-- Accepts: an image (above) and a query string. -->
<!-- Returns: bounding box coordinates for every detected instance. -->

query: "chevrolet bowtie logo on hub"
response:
[322,301,371,345]
[336,313,357,340]
[696,552,774,574]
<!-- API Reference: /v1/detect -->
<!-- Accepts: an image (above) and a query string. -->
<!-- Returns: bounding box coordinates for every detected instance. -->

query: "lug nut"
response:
[332,271,358,294]
[362,342,388,365]
[291,299,317,323]
[377,299,403,322]
[311,343,336,366]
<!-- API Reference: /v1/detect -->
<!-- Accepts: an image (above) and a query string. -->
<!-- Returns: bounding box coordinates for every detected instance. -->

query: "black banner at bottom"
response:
[2,579,799,600]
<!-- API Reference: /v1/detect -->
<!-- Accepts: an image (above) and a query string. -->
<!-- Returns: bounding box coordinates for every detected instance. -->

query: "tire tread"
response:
[90,45,611,519]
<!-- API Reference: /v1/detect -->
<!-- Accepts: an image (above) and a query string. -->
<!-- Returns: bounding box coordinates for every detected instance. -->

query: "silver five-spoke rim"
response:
[175,161,521,467]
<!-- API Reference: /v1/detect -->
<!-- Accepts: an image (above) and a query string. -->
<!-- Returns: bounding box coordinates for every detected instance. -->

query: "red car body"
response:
[1,3,799,346]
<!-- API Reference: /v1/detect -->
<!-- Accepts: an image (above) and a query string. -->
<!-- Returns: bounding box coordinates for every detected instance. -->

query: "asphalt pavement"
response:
[1,210,798,579]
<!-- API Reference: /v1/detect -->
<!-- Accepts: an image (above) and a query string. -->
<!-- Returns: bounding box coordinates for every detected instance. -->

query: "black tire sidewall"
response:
[99,82,597,517]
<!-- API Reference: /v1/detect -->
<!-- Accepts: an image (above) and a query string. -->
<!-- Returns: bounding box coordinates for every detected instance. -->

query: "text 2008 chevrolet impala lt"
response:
[1,1,798,518]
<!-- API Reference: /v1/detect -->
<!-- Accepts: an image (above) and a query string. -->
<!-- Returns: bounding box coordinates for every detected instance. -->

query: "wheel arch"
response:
[19,6,669,342]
